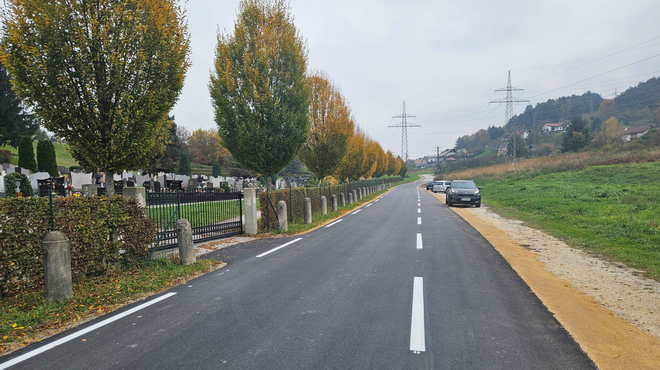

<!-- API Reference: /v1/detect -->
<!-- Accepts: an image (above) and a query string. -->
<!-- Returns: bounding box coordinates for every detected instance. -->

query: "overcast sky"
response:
[171,0,660,160]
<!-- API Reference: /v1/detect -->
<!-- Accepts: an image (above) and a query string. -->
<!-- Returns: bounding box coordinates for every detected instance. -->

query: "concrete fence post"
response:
[277,200,288,232]
[42,231,73,302]
[123,186,146,208]
[348,192,353,204]
[340,193,346,207]
[352,190,357,203]
[304,197,312,224]
[176,218,196,265]
[358,188,362,200]
[321,196,327,216]
[332,194,338,212]
[244,188,258,235]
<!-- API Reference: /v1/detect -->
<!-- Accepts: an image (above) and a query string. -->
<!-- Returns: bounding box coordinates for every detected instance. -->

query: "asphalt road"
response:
[1,177,595,370]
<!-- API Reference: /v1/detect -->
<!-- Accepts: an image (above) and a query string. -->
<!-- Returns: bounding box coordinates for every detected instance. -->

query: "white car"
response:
[432,180,451,193]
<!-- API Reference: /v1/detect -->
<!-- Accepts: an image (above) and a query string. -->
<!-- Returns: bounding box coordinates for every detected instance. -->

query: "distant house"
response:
[414,158,424,168]
[542,121,569,132]
[456,148,467,155]
[623,124,653,142]
[445,157,457,163]
[513,129,531,139]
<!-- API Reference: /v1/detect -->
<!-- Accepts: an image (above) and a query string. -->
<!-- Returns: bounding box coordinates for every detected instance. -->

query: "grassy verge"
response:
[0,258,221,354]
[473,161,660,280]
[2,143,79,168]
[261,175,422,235]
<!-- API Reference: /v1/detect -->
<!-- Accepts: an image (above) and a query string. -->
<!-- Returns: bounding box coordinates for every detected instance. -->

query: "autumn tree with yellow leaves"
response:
[386,150,400,176]
[334,126,365,182]
[372,142,389,178]
[210,0,310,184]
[188,129,229,165]
[1,0,190,195]
[298,72,354,183]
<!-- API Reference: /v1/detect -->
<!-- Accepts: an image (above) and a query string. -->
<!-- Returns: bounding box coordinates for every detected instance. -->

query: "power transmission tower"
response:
[490,71,529,162]
[389,101,420,163]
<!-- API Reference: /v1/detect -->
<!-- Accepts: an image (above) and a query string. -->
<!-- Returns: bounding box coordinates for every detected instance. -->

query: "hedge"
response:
[257,177,402,230]
[0,196,155,298]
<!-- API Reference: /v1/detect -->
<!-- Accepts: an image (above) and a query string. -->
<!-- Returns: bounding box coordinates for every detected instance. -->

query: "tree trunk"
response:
[105,172,115,196]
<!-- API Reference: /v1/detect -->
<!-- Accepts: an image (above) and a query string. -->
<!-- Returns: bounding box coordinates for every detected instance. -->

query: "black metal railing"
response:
[146,189,243,251]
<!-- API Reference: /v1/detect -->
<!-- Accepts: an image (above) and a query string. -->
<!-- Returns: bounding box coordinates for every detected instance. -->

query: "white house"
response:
[542,121,569,132]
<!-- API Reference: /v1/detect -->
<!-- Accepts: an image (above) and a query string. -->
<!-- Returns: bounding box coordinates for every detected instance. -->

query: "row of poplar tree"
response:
[0,0,404,195]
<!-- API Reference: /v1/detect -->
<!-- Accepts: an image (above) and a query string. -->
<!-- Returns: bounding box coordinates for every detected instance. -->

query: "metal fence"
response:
[146,189,243,252]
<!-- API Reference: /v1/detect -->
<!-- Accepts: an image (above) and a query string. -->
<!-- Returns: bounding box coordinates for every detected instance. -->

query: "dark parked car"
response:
[426,181,434,190]
[445,180,481,207]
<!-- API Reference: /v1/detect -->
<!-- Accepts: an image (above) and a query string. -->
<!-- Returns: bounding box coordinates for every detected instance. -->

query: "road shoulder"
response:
[427,189,660,370]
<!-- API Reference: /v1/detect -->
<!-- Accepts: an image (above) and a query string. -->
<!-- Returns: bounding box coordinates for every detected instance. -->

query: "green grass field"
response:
[474,161,660,280]
[1,142,80,168]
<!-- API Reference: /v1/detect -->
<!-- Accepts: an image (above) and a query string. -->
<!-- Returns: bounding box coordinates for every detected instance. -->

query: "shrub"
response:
[36,139,58,176]
[0,149,11,163]
[4,172,33,197]
[0,196,155,297]
[17,135,37,172]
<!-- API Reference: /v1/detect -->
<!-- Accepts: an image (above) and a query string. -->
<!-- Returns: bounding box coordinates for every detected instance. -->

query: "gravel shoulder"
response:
[428,190,660,370]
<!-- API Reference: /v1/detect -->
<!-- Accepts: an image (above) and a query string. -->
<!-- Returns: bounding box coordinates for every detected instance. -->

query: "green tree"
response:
[210,0,310,185]
[17,135,36,172]
[298,72,353,184]
[149,117,181,173]
[36,139,58,176]
[2,0,191,195]
[562,118,592,152]
[506,135,529,158]
[178,152,191,176]
[212,162,222,177]
[0,61,37,148]
[398,157,408,177]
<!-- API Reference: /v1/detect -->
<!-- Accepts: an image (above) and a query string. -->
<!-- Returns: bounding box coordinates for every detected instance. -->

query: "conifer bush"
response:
[17,135,36,172]
[36,139,58,176]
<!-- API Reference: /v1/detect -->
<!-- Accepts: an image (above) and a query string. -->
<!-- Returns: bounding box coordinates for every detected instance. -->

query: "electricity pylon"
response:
[489,71,529,162]
[389,101,420,162]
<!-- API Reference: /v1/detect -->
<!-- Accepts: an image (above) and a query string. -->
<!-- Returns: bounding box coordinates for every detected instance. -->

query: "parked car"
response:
[432,180,451,193]
[445,180,481,207]
[426,181,434,190]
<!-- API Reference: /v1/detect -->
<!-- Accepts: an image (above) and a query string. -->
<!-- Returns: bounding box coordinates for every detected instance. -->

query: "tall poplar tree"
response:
[210,0,310,184]
[2,0,191,195]
[298,72,353,184]
[0,61,37,148]
[334,126,364,182]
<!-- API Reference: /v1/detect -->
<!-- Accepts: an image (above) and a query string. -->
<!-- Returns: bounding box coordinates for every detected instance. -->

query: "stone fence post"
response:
[304,197,312,224]
[348,192,353,204]
[358,188,362,200]
[277,200,288,232]
[321,196,327,216]
[123,186,146,208]
[42,231,73,302]
[332,194,338,212]
[244,188,258,234]
[340,193,346,207]
[177,218,196,265]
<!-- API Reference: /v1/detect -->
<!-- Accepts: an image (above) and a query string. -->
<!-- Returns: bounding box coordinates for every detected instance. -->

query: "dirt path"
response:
[428,190,660,370]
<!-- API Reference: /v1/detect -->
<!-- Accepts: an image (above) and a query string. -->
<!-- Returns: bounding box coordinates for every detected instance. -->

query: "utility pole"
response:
[389,101,420,163]
[435,146,441,174]
[490,71,529,163]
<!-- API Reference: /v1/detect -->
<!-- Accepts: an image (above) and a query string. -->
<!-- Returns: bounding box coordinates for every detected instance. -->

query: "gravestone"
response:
[57,166,68,175]
[0,174,4,193]
[30,172,51,193]
[70,172,92,190]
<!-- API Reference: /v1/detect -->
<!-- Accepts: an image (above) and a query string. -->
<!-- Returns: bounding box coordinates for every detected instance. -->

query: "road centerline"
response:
[416,233,423,250]
[410,277,426,353]
[417,217,422,225]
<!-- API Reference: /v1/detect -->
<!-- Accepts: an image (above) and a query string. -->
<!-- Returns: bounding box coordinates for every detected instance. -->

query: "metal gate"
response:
[146,190,244,252]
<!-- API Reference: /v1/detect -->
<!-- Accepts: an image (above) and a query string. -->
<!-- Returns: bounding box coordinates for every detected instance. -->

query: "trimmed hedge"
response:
[0,196,155,298]
[258,177,402,230]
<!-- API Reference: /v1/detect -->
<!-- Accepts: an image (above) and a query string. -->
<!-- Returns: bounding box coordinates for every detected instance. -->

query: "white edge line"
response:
[0,293,177,370]
[410,277,426,353]
[351,209,362,215]
[256,238,303,258]
[416,233,423,250]
[325,219,344,228]
[366,204,372,207]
